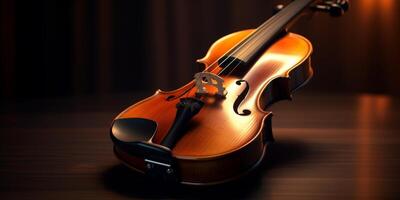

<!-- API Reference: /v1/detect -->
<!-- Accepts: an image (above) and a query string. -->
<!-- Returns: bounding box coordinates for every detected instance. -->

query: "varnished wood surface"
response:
[1,92,400,199]
[117,31,311,158]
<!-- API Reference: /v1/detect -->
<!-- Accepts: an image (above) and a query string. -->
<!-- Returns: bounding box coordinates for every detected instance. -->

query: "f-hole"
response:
[233,80,251,116]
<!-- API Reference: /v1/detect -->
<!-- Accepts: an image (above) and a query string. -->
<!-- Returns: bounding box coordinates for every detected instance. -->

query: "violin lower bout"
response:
[114,114,273,185]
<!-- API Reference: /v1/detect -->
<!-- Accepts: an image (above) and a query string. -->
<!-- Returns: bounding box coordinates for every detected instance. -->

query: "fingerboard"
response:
[220,0,314,65]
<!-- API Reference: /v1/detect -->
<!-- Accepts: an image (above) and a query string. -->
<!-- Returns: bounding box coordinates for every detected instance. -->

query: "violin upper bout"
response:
[197,29,255,66]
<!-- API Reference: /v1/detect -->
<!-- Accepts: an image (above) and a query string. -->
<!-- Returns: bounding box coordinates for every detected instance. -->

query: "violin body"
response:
[111,30,313,185]
[110,0,348,185]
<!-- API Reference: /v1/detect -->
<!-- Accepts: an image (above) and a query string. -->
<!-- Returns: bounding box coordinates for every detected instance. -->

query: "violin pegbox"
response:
[194,72,227,97]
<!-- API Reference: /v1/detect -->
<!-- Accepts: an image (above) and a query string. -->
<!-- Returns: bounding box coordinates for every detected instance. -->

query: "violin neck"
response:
[226,0,314,64]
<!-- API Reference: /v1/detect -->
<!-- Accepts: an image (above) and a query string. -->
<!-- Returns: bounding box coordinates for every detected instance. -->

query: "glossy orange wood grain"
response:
[116,30,312,158]
[112,29,313,184]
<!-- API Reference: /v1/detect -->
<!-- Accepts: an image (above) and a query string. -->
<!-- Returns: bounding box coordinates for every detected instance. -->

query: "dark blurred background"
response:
[0,0,399,99]
[1,1,400,199]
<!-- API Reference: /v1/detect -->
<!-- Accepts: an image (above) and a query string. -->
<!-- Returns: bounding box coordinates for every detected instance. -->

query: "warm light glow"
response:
[356,94,391,200]
[246,53,302,107]
[359,0,374,25]
[380,0,395,11]
[358,0,395,25]
[359,0,394,11]
[356,95,372,200]
[256,53,303,76]
[375,95,391,120]
[221,53,303,134]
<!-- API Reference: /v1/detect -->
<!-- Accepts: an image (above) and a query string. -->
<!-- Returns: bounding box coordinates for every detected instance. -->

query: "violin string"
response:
[222,7,296,77]
[182,0,304,98]
[209,14,286,76]
[214,0,302,76]
[221,0,310,77]
[216,5,295,77]
[182,9,288,98]
[204,0,297,75]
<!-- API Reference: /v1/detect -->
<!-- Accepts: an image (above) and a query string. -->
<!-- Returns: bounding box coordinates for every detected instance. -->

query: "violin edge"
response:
[113,114,273,185]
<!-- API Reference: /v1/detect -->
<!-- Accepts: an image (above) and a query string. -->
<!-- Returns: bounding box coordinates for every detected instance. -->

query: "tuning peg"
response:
[318,3,343,17]
[312,0,349,17]
[273,4,285,14]
[335,0,349,12]
[325,0,349,12]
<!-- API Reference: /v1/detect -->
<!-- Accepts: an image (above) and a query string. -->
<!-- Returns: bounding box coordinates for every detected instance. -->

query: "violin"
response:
[110,0,349,185]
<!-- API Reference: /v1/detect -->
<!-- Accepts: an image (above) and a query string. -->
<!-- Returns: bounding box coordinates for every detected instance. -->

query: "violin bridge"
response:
[194,72,227,97]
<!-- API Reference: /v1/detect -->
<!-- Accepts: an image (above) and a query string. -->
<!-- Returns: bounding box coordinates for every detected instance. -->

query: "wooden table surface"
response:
[1,93,400,199]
